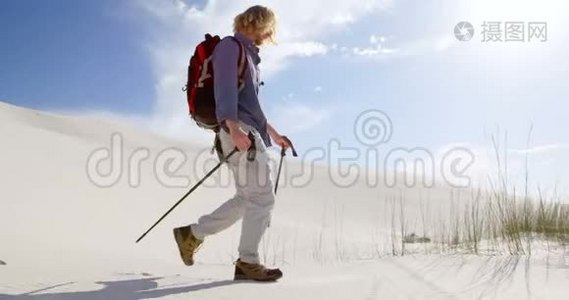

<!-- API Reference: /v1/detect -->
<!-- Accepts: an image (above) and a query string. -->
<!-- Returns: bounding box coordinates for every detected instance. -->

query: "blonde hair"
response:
[233,5,277,45]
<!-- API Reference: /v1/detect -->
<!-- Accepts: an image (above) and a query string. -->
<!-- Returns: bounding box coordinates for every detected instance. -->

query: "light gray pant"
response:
[191,122,275,264]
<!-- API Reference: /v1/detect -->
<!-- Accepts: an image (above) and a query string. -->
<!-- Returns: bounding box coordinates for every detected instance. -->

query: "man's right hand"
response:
[226,120,252,152]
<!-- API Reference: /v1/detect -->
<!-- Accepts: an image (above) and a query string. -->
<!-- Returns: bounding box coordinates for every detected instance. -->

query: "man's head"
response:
[233,5,276,46]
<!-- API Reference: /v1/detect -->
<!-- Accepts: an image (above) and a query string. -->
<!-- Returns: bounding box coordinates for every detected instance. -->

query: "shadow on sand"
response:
[0,277,253,299]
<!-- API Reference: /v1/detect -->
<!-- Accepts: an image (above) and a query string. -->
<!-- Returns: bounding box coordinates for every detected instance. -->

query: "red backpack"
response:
[185,34,247,131]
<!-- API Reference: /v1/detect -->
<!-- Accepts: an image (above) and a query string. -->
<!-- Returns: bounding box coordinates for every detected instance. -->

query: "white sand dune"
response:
[0,101,567,299]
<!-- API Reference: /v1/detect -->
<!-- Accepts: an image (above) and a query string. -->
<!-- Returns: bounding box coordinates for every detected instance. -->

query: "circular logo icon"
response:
[454,21,474,41]
[354,109,393,147]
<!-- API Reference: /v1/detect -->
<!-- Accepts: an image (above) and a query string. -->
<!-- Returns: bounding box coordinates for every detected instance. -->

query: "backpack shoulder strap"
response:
[228,36,247,91]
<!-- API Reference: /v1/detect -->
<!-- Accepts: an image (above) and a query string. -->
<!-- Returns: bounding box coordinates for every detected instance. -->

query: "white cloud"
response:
[326,31,453,61]
[317,35,400,59]
[370,34,386,44]
[509,144,569,155]
[282,92,295,101]
[431,142,569,198]
[433,36,455,52]
[132,0,393,137]
[134,0,394,74]
[262,41,329,75]
[328,12,355,25]
[270,102,333,134]
[353,45,398,56]
[400,35,457,55]
[350,34,398,57]
[342,33,454,60]
[276,41,328,57]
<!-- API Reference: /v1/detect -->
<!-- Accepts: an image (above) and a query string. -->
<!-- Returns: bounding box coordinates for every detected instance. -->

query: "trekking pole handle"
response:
[246,131,256,162]
[279,136,298,157]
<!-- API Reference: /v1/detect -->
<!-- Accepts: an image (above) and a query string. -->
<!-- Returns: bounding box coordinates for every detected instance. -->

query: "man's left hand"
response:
[273,135,291,150]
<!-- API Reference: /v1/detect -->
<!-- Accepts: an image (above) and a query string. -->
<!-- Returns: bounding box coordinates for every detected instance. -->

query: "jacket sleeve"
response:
[212,38,240,124]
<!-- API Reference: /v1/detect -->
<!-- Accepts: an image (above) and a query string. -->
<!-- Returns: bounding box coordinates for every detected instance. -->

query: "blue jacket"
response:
[212,32,271,146]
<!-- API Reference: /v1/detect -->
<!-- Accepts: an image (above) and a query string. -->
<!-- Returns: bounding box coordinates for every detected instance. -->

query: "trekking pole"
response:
[274,136,297,195]
[135,148,237,243]
[136,131,256,243]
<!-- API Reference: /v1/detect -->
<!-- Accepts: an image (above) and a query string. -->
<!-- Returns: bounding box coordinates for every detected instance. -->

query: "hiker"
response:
[173,5,291,282]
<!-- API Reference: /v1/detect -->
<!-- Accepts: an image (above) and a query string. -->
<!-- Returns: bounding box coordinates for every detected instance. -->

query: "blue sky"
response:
[1,0,568,193]
[0,0,154,114]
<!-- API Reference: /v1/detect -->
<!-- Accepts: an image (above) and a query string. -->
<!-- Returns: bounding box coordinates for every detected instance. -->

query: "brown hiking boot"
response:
[234,259,283,281]
[173,225,203,266]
